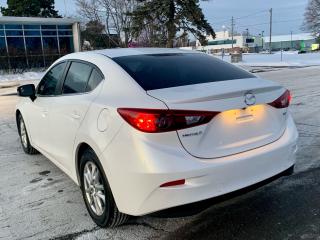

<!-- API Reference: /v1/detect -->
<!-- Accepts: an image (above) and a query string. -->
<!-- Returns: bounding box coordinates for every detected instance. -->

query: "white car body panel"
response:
[147,78,287,158]
[15,48,298,217]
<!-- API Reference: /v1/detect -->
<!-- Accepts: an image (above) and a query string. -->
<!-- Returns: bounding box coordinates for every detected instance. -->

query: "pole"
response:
[291,31,293,49]
[262,31,264,50]
[231,16,234,50]
[269,8,273,54]
[246,28,249,48]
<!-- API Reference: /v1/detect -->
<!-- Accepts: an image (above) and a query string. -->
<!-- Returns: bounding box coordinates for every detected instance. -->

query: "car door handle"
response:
[71,113,81,120]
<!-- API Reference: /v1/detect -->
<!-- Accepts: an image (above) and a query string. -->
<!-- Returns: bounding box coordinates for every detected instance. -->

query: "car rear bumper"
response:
[100,115,298,216]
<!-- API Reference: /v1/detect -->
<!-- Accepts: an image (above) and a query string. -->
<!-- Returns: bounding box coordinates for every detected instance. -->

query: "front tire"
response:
[79,149,129,227]
[17,114,38,155]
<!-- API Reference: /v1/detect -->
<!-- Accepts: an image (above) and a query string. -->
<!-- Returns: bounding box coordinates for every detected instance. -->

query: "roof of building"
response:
[93,48,197,58]
[263,33,315,43]
[0,16,79,24]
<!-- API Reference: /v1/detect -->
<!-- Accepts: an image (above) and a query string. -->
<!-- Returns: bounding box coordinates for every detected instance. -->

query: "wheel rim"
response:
[83,161,106,216]
[20,119,28,148]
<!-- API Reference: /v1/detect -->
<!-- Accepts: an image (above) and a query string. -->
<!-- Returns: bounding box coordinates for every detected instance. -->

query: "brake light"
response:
[268,89,291,109]
[117,108,219,133]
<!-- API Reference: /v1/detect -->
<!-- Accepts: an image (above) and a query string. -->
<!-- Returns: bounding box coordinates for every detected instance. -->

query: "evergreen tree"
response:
[130,0,215,47]
[1,0,60,18]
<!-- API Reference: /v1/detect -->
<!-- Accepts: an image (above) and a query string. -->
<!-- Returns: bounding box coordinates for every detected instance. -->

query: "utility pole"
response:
[262,30,264,50]
[269,8,273,54]
[231,16,234,50]
[290,31,293,49]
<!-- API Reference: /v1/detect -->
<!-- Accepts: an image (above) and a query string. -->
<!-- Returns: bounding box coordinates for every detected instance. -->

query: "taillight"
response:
[117,108,219,133]
[268,89,291,109]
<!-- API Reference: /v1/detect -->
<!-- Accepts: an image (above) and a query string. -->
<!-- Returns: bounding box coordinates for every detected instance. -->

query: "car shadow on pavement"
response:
[158,168,320,240]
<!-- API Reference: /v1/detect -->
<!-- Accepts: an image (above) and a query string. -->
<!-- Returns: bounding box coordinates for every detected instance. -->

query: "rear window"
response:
[113,53,255,91]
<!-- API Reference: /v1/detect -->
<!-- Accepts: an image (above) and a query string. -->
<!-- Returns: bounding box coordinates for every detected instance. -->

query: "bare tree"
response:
[76,0,138,47]
[303,0,320,39]
[76,0,102,22]
[98,0,138,46]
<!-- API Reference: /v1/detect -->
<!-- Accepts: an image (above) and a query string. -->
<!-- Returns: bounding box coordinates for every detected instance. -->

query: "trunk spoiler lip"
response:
[146,78,282,104]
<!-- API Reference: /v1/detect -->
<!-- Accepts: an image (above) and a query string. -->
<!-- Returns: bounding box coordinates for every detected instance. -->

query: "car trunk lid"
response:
[147,78,288,159]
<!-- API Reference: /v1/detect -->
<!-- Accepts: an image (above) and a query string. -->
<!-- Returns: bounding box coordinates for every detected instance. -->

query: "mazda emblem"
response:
[244,92,256,106]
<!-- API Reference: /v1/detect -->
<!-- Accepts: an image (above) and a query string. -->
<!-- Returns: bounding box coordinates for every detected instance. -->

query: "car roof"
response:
[93,48,198,58]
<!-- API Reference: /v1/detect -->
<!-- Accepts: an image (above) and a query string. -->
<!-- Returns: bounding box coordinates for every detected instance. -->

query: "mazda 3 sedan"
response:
[16,48,298,227]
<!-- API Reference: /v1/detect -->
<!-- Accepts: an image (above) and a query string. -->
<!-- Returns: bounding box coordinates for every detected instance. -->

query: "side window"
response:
[37,62,66,96]
[86,69,103,92]
[63,62,92,94]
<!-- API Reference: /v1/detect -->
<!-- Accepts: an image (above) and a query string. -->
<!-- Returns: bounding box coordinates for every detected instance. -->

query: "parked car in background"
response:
[16,48,298,227]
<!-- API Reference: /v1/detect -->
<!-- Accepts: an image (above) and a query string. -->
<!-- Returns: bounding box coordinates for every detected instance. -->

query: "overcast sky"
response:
[0,0,309,36]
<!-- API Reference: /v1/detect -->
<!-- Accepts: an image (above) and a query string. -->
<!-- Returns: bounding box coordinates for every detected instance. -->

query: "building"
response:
[263,33,316,51]
[196,31,262,53]
[0,17,81,71]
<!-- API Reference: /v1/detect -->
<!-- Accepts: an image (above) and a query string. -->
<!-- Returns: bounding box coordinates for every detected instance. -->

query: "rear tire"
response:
[17,114,38,155]
[79,148,129,227]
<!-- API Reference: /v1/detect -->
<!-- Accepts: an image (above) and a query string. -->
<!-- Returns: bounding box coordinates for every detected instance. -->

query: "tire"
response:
[17,114,38,155]
[79,148,129,227]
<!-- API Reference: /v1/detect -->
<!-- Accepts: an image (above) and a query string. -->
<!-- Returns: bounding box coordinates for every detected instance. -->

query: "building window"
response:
[43,37,59,54]
[0,37,6,55]
[59,37,74,54]
[26,37,42,55]
[5,24,22,29]
[246,38,254,43]
[0,22,75,70]
[208,39,237,46]
[58,25,72,30]
[41,25,57,30]
[5,30,23,36]
[7,37,25,56]
[0,37,9,70]
[24,25,40,30]
[24,30,41,36]
[58,30,72,36]
[42,30,58,36]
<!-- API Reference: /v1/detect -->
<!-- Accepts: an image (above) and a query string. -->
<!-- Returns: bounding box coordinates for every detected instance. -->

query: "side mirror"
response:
[17,84,37,101]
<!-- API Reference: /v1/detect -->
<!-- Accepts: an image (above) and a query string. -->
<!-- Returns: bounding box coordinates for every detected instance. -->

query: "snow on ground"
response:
[0,71,44,83]
[221,52,320,67]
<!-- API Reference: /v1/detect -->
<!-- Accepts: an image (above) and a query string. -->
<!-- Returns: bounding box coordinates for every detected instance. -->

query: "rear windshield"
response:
[113,53,255,91]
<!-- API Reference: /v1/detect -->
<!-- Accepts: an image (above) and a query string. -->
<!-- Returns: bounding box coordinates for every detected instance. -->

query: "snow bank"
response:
[0,71,44,83]
[221,52,320,67]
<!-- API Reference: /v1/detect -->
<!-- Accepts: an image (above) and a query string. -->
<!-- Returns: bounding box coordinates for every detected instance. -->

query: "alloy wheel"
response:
[83,161,106,216]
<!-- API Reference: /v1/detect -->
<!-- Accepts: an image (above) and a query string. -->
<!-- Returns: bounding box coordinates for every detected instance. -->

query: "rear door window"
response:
[113,53,255,91]
[63,62,92,94]
[86,69,103,92]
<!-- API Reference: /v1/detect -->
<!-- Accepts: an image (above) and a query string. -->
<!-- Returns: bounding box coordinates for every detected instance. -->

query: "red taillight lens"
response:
[268,89,291,109]
[117,108,219,133]
[160,179,185,187]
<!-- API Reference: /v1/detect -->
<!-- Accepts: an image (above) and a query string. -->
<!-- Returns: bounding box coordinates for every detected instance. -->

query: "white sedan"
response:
[16,48,298,227]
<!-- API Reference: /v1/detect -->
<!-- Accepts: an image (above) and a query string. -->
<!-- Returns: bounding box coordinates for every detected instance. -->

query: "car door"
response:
[25,61,67,153]
[48,61,104,171]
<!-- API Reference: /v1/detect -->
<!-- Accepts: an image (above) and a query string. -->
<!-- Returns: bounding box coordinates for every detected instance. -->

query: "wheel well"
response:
[76,143,92,186]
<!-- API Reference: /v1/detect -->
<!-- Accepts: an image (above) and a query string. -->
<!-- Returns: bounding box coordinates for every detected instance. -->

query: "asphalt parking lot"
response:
[0,66,320,240]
